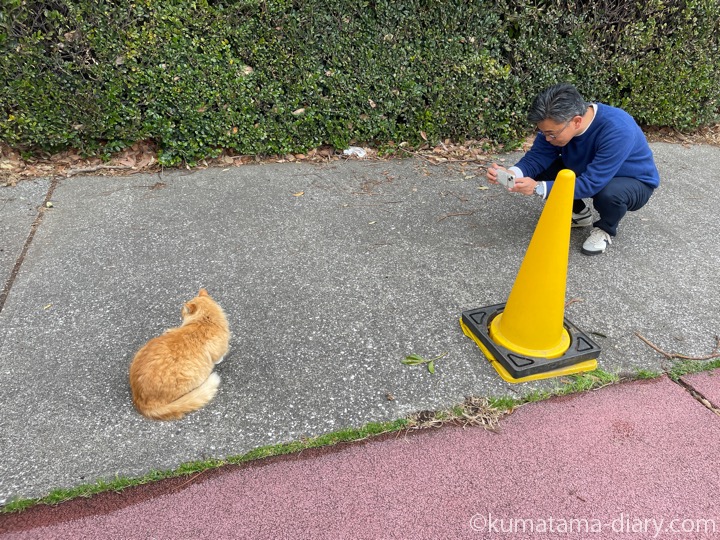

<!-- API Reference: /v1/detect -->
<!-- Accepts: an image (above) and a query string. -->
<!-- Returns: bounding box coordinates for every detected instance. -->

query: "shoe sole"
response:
[581,247,605,256]
[571,212,593,227]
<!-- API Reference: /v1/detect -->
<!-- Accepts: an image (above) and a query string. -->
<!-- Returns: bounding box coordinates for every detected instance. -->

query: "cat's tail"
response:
[141,372,221,421]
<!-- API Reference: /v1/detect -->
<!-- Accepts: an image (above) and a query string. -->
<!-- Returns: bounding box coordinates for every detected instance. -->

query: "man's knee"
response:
[594,177,653,213]
[593,187,625,211]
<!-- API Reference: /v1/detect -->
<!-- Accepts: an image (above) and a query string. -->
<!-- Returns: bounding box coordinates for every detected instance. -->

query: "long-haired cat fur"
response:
[129,288,230,420]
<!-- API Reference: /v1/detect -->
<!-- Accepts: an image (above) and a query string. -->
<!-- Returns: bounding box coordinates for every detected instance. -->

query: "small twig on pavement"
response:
[398,147,442,165]
[438,157,495,165]
[174,470,208,492]
[565,297,584,308]
[66,165,135,177]
[436,211,475,222]
[634,332,720,360]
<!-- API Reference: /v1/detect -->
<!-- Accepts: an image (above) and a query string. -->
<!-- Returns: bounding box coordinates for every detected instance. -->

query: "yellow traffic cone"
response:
[461,169,600,383]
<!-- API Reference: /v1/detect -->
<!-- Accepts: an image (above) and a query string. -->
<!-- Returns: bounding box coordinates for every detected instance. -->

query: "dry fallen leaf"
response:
[293,191,304,197]
[135,153,155,169]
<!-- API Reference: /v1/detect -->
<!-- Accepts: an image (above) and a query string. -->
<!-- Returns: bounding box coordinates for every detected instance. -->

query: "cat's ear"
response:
[184,301,198,315]
[198,288,209,297]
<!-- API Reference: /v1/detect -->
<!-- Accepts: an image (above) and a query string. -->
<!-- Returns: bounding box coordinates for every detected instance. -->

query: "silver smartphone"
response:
[496,169,516,189]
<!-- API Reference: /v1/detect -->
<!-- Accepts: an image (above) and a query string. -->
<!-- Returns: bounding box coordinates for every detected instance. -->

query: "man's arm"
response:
[513,133,562,179]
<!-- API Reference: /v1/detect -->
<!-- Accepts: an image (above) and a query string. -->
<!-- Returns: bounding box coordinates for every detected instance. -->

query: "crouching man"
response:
[488,83,660,255]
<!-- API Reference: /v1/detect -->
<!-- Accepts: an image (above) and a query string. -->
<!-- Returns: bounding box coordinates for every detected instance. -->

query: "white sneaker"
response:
[571,207,593,227]
[582,228,612,255]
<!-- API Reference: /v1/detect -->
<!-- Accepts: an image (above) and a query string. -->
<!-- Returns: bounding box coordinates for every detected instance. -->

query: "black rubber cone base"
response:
[460,304,601,383]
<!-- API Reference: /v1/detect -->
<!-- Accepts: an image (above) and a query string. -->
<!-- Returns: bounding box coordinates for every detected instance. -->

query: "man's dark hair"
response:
[528,83,589,124]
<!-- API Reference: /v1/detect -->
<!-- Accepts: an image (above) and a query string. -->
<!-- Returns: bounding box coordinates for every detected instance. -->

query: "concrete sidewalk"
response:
[2,371,719,539]
[0,142,719,518]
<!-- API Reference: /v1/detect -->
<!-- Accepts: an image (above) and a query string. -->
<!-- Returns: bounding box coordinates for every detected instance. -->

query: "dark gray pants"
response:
[537,159,655,236]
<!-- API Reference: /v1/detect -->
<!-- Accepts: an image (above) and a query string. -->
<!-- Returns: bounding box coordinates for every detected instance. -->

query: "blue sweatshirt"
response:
[514,103,660,199]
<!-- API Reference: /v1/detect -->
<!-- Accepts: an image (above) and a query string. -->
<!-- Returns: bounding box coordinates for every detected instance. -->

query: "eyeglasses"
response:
[538,120,571,140]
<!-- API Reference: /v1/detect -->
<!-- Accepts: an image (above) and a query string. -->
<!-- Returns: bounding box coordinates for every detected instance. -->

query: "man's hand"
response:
[486,163,506,185]
[510,177,538,196]
[488,163,538,196]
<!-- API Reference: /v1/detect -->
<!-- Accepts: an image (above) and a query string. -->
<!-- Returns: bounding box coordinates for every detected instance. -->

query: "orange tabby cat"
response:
[129,288,230,420]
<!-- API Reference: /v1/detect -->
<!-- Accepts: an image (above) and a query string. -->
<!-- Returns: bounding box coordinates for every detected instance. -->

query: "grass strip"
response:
[667,357,720,381]
[1,419,408,514]
[5,363,718,514]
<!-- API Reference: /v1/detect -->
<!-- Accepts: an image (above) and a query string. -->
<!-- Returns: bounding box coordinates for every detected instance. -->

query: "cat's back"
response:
[129,326,189,375]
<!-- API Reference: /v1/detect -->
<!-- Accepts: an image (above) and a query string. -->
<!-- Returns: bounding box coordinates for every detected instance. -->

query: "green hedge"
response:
[1,0,719,165]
